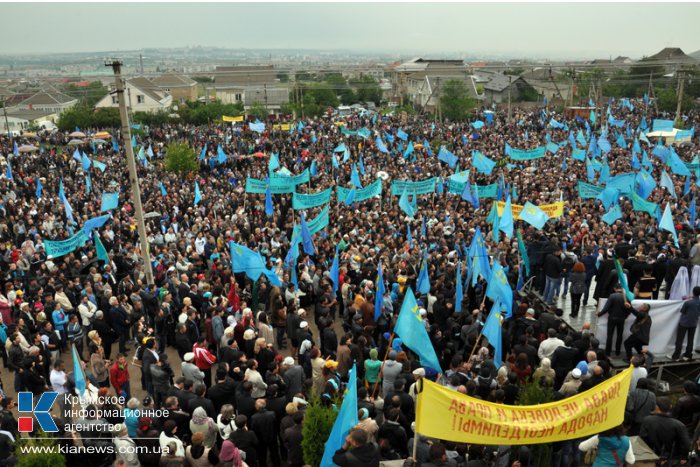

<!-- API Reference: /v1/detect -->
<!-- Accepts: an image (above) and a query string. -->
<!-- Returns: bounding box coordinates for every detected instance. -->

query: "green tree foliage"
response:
[351,76,383,105]
[133,109,173,127]
[57,106,120,131]
[655,87,693,113]
[192,76,213,83]
[177,101,244,125]
[518,84,540,102]
[16,434,66,467]
[248,101,269,120]
[276,72,289,83]
[165,142,199,174]
[517,378,554,467]
[63,81,110,107]
[440,79,477,121]
[302,396,338,467]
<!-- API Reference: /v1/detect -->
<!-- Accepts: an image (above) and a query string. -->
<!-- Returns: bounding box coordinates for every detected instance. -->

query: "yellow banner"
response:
[222,115,244,122]
[272,123,291,131]
[496,201,564,219]
[415,367,632,445]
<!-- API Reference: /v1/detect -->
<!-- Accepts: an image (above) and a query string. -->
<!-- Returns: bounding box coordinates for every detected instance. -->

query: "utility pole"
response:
[507,75,512,123]
[139,54,144,75]
[2,99,11,139]
[648,72,659,114]
[105,60,154,285]
[434,77,440,124]
[675,70,685,124]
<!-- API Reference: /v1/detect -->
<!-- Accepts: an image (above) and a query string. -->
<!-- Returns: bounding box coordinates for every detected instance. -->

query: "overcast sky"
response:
[2,2,699,59]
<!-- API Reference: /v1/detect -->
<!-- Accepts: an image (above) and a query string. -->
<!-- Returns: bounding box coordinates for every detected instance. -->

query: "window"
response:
[111,96,118,104]
[235,93,242,102]
[137,95,145,104]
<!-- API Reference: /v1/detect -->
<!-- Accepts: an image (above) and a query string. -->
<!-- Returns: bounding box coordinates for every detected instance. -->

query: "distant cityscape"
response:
[1,46,698,134]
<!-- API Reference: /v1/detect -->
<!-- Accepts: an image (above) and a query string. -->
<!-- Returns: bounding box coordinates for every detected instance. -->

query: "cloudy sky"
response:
[2,2,699,59]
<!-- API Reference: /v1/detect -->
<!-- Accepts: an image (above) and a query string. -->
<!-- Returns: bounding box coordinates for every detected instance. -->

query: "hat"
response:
[576,361,589,375]
[283,356,295,366]
[359,408,369,420]
[296,308,306,315]
[324,360,338,369]
[15,290,23,296]
[572,368,582,379]
[419,308,427,316]
[369,348,378,359]
[299,321,308,329]
[526,308,535,316]
[412,368,426,377]
[184,352,195,362]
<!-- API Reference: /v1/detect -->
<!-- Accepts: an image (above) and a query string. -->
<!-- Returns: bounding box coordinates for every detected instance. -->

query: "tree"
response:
[192,76,213,83]
[248,101,269,120]
[440,79,477,121]
[352,76,383,105]
[518,377,554,467]
[16,433,66,467]
[165,143,199,174]
[302,395,338,466]
[57,106,94,131]
[518,84,540,102]
[276,72,289,83]
[655,87,693,113]
[62,81,109,107]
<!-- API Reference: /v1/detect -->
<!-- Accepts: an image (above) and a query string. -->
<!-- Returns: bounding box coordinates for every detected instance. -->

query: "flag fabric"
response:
[199,143,207,161]
[685,176,692,197]
[332,153,339,170]
[416,251,430,295]
[217,145,227,165]
[455,260,463,313]
[81,153,91,171]
[13,142,19,156]
[472,151,496,175]
[36,177,42,200]
[59,179,74,224]
[516,229,530,276]
[112,140,120,152]
[461,182,480,209]
[660,203,679,247]
[600,161,611,185]
[160,182,167,196]
[131,135,136,148]
[137,146,146,161]
[397,128,408,141]
[614,257,635,301]
[299,213,316,255]
[92,160,106,173]
[343,188,356,206]
[631,152,641,170]
[394,287,442,372]
[265,185,274,217]
[660,170,677,199]
[330,245,340,295]
[374,262,386,320]
[375,136,389,154]
[95,234,109,263]
[597,187,620,210]
[437,176,444,195]
[343,147,351,164]
[517,202,550,230]
[72,344,86,396]
[100,193,119,212]
[602,205,623,225]
[310,160,318,177]
[358,155,365,176]
[499,196,514,239]
[486,262,513,318]
[72,148,82,162]
[229,242,282,286]
[399,187,416,217]
[351,163,362,188]
[469,227,492,285]
[5,160,12,181]
[403,141,414,158]
[690,195,697,231]
[194,181,202,206]
[147,145,154,158]
[319,363,359,467]
[290,257,299,292]
[481,304,503,368]
[269,152,280,172]
[438,146,458,169]
[423,138,432,156]
[86,174,92,195]
[407,225,413,248]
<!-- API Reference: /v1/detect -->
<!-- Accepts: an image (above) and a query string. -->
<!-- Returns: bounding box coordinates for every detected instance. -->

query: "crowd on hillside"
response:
[0,99,699,466]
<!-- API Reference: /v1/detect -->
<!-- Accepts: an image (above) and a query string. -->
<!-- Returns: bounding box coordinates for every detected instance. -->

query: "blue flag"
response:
[499,196,514,239]
[416,251,430,295]
[517,202,550,230]
[397,128,408,141]
[375,136,389,154]
[95,234,109,263]
[299,213,315,255]
[597,187,620,210]
[199,143,207,161]
[486,262,513,318]
[36,177,42,200]
[131,135,136,148]
[229,242,282,286]
[469,227,491,286]
[5,160,12,181]
[481,304,503,368]
[423,138,432,156]
[660,203,679,246]
[332,153,339,170]
[319,363,359,467]
[330,245,340,295]
[160,182,167,196]
[194,181,201,206]
[358,155,365,176]
[690,195,697,231]
[343,188,356,206]
[407,224,413,248]
[13,142,19,156]
[437,176,444,195]
[394,287,442,371]
[438,146,458,169]
[310,160,318,177]
[59,179,74,224]
[455,260,463,313]
[351,163,362,188]
[399,187,416,217]
[265,185,274,217]
[635,169,657,199]
[268,152,280,172]
[472,151,496,175]
[602,205,623,225]
[72,344,86,396]
[375,262,386,320]
[685,176,692,197]
[660,170,677,199]
[403,141,414,158]
[631,152,641,170]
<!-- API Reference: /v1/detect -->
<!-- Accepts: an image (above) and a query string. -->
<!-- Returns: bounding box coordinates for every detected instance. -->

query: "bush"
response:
[302,395,338,467]
[165,143,199,174]
[16,434,66,467]
[517,377,555,467]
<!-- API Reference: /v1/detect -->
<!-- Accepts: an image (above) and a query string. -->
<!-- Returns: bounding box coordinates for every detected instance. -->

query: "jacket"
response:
[110,361,130,395]
[598,293,629,322]
[150,363,172,393]
[569,271,587,295]
[382,360,403,398]
[628,308,652,344]
[193,344,216,370]
[182,362,204,385]
[640,413,691,460]
[625,388,656,425]
[544,253,563,278]
[78,301,97,327]
[283,424,304,465]
[283,364,305,401]
[679,298,700,328]
[114,436,141,467]
[332,442,381,467]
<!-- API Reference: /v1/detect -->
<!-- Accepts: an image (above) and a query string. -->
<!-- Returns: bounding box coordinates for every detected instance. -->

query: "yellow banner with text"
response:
[496,201,565,219]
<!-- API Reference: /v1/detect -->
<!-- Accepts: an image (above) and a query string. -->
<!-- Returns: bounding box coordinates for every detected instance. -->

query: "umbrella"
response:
[67,139,84,146]
[376,171,390,181]
[92,139,107,144]
[93,131,111,139]
[413,144,424,150]
[22,132,38,138]
[253,152,265,158]
[18,144,38,153]
[69,131,86,138]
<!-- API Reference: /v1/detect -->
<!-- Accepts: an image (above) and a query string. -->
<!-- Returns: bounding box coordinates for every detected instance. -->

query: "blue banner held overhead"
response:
[336,179,383,203]
[100,192,119,212]
[291,188,333,210]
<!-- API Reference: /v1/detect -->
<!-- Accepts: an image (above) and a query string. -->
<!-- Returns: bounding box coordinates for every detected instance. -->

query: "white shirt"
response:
[50,369,67,394]
[538,337,565,360]
[195,237,206,255]
[579,435,635,464]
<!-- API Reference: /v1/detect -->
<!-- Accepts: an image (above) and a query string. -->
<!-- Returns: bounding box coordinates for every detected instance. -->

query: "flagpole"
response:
[370,332,395,400]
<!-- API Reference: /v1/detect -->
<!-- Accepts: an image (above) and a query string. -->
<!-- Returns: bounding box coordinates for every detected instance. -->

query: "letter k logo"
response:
[18,392,58,433]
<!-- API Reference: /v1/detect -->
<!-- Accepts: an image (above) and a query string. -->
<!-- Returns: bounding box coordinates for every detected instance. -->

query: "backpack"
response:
[562,253,576,271]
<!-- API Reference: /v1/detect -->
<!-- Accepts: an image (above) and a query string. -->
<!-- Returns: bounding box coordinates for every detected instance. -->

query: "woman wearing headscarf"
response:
[533,357,556,387]
[218,439,247,467]
[185,431,218,467]
[135,416,161,467]
[189,406,218,449]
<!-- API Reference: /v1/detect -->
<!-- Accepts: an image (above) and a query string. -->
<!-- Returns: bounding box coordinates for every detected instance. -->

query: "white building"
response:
[94,76,172,113]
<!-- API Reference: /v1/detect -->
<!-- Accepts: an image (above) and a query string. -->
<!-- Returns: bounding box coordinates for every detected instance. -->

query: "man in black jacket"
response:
[207,367,235,413]
[92,311,118,360]
[230,415,259,467]
[543,247,563,305]
[624,303,652,361]
[597,285,631,357]
[7,335,25,392]
[186,382,215,418]
[332,427,380,467]
[250,399,280,467]
[640,396,691,464]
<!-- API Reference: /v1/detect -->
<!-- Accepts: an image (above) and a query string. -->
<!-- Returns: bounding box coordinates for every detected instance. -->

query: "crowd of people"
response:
[0,97,699,467]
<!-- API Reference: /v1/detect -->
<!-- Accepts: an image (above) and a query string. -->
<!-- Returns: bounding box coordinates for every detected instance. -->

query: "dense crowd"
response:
[0,99,699,467]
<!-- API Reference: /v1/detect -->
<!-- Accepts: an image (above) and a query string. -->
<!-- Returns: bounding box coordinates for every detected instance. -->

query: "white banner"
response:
[595,299,700,356]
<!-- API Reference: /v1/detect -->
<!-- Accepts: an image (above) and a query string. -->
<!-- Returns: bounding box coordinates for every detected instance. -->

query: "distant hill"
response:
[691,50,700,59]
